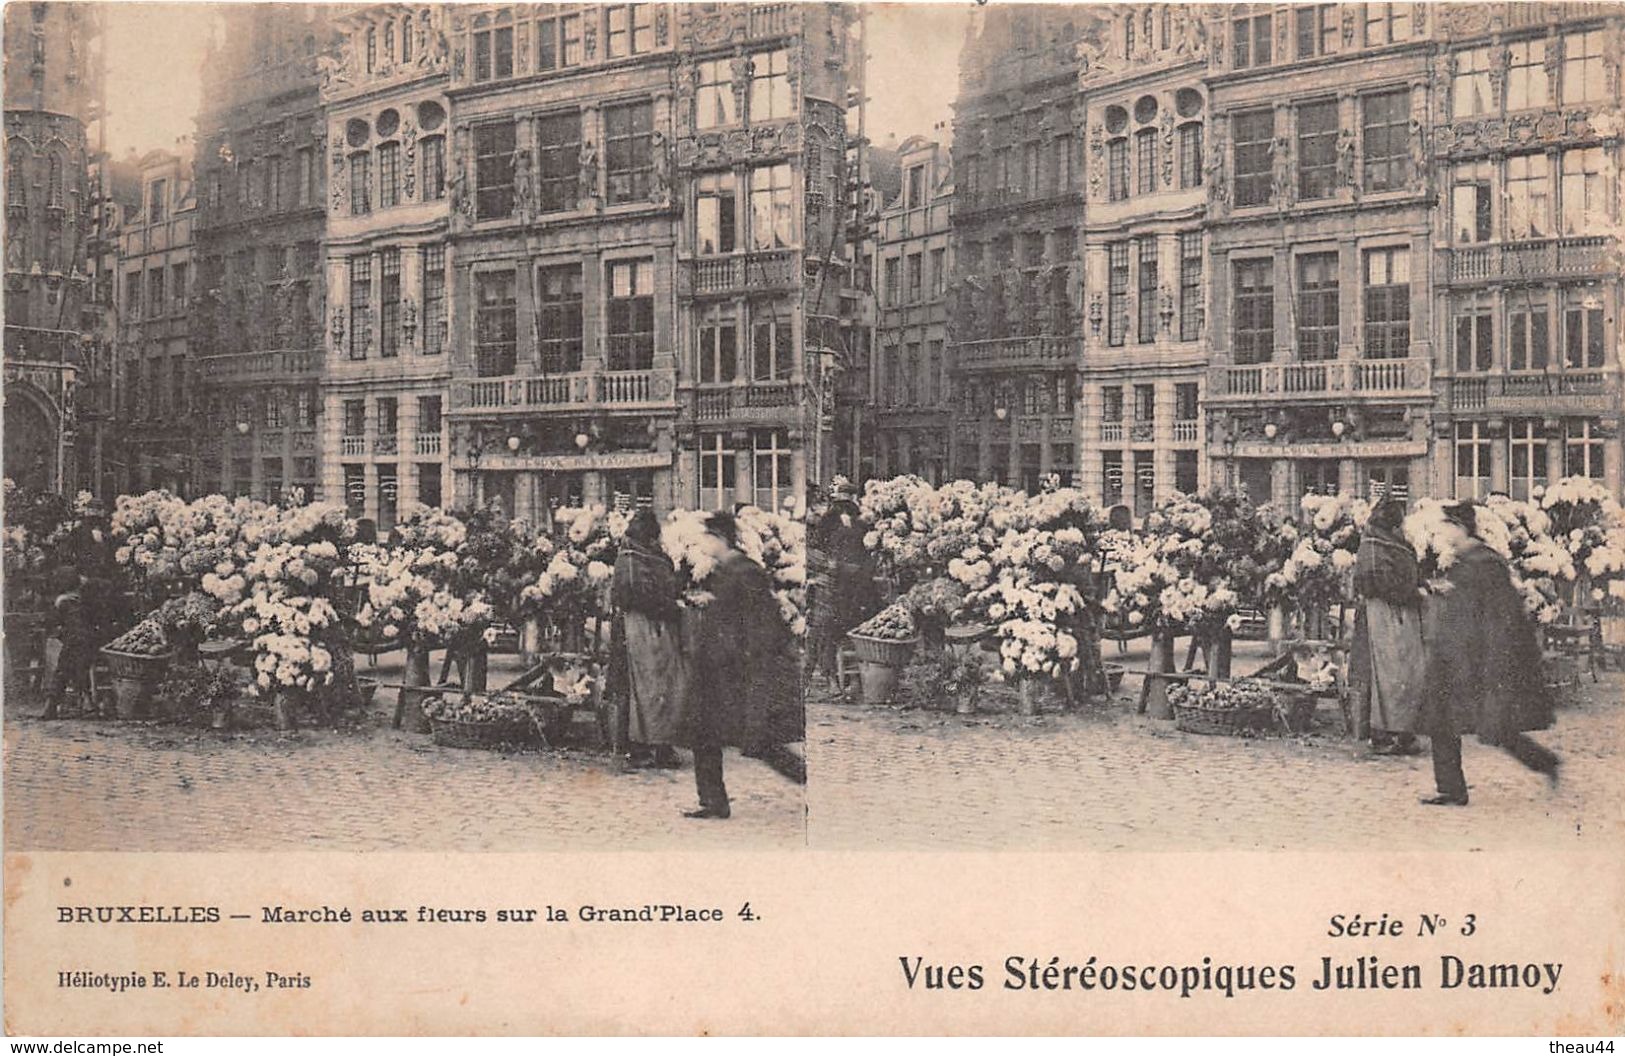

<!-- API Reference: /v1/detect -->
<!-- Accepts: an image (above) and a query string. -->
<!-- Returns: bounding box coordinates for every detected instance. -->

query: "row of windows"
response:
[695,48,796,130]
[1231,247,1411,364]
[348,136,446,216]
[1232,3,1418,70]
[959,229,1076,273]
[470,100,652,220]
[346,245,447,358]
[875,340,947,408]
[880,249,949,307]
[1451,301,1607,373]
[470,259,653,376]
[218,390,321,432]
[1231,88,1410,207]
[1450,148,1612,243]
[1452,30,1611,118]
[693,164,797,253]
[959,134,1078,204]
[956,376,1078,419]
[1099,383,1203,423]
[208,149,320,214]
[1454,418,1609,499]
[469,5,661,83]
[341,462,442,530]
[696,430,793,513]
[123,262,188,320]
[340,395,443,438]
[1106,124,1203,201]
[1106,233,1203,346]
[121,355,188,421]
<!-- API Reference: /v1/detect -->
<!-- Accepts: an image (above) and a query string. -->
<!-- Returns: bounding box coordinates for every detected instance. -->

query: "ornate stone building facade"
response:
[114,148,197,495]
[1077,6,1211,513]
[872,134,952,483]
[947,7,1098,492]
[1428,2,1624,498]
[192,5,335,502]
[4,2,106,495]
[442,2,852,521]
[320,4,455,527]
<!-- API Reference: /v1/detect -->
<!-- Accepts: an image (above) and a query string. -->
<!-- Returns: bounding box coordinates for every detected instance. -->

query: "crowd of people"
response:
[1349,499,1561,807]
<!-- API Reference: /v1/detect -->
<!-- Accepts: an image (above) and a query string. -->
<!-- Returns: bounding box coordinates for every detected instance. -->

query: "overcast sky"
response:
[99,2,971,157]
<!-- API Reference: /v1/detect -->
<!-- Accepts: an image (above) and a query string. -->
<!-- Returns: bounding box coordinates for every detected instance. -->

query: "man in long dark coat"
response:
[681,512,796,819]
[1420,502,1559,806]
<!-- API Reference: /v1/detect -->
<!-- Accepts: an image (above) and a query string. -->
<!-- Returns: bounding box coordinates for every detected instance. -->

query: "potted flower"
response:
[902,577,966,654]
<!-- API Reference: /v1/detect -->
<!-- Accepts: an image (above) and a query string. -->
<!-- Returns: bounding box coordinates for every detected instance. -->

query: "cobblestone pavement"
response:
[3,652,804,852]
[805,640,1625,852]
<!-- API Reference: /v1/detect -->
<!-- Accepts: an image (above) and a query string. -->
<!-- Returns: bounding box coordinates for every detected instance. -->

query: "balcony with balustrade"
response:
[1439,236,1616,288]
[1438,369,1622,416]
[693,381,802,426]
[950,335,1081,374]
[448,368,678,416]
[197,347,323,384]
[682,250,801,298]
[1206,358,1432,404]
[413,432,442,457]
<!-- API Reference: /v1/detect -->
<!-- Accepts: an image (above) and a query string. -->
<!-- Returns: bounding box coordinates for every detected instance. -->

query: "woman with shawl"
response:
[1419,502,1559,806]
[805,499,880,687]
[609,508,685,771]
[1347,498,1424,755]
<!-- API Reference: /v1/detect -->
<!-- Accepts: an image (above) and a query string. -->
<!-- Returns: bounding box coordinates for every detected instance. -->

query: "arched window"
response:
[365,26,377,72]
[47,152,63,207]
[7,143,26,206]
[400,17,413,62]
[384,19,395,64]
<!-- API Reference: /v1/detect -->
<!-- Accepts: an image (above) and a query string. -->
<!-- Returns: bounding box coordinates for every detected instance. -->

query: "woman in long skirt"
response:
[610,509,686,770]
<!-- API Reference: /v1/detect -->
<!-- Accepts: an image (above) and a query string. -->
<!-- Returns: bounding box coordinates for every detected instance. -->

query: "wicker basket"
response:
[1173,701,1276,736]
[847,632,919,667]
[429,716,537,750]
[99,647,175,679]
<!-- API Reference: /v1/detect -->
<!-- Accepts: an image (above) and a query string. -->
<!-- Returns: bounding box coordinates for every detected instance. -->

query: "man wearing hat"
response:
[1419,501,1560,805]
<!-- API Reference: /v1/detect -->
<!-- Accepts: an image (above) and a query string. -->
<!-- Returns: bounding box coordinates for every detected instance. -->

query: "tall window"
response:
[418,135,445,201]
[536,111,580,213]
[1107,242,1129,347]
[1507,39,1549,111]
[475,122,515,220]
[752,318,792,381]
[1365,2,1414,46]
[1055,134,1076,190]
[1179,232,1202,341]
[907,252,923,303]
[605,5,631,58]
[698,434,736,511]
[1233,259,1274,364]
[1565,302,1605,370]
[237,159,253,206]
[1509,303,1549,371]
[377,141,400,208]
[1455,422,1492,499]
[536,264,583,373]
[1452,161,1493,242]
[1297,253,1339,361]
[1232,11,1272,68]
[931,248,947,297]
[1565,419,1605,479]
[752,430,791,511]
[1506,153,1550,239]
[749,163,794,250]
[696,172,736,254]
[1509,420,1547,501]
[1454,308,1493,372]
[421,245,446,355]
[1452,47,1493,117]
[1297,100,1338,199]
[1362,89,1410,192]
[349,256,372,359]
[1233,109,1274,207]
[1135,128,1158,195]
[1561,147,1608,235]
[1177,123,1203,189]
[606,260,654,371]
[536,13,581,71]
[749,49,794,121]
[1137,237,1158,343]
[1563,30,1607,105]
[696,59,735,129]
[349,151,370,215]
[267,158,283,211]
[1363,247,1410,360]
[296,147,314,206]
[1295,4,1338,59]
[474,270,517,377]
[697,316,738,384]
[604,101,652,205]
[473,23,514,81]
[147,269,166,318]
[379,248,401,358]
[1107,139,1128,201]
[883,257,900,308]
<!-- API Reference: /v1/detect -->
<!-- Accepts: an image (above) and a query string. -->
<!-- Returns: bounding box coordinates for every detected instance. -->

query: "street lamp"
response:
[507,434,521,452]
[574,431,591,451]
[1331,419,1347,438]
[236,421,251,435]
[993,406,1008,422]
[1263,422,1278,439]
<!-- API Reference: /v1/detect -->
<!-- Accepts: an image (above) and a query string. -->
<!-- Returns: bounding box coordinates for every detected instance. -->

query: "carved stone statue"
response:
[1336,127,1356,187]
[577,139,599,208]
[1408,117,1427,187]
[512,146,533,219]
[648,129,671,205]
[1269,132,1291,204]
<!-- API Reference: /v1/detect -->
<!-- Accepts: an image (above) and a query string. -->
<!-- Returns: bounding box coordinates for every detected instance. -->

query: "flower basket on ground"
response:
[1168,679,1311,737]
[423,691,543,749]
[848,603,919,704]
[100,618,175,717]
